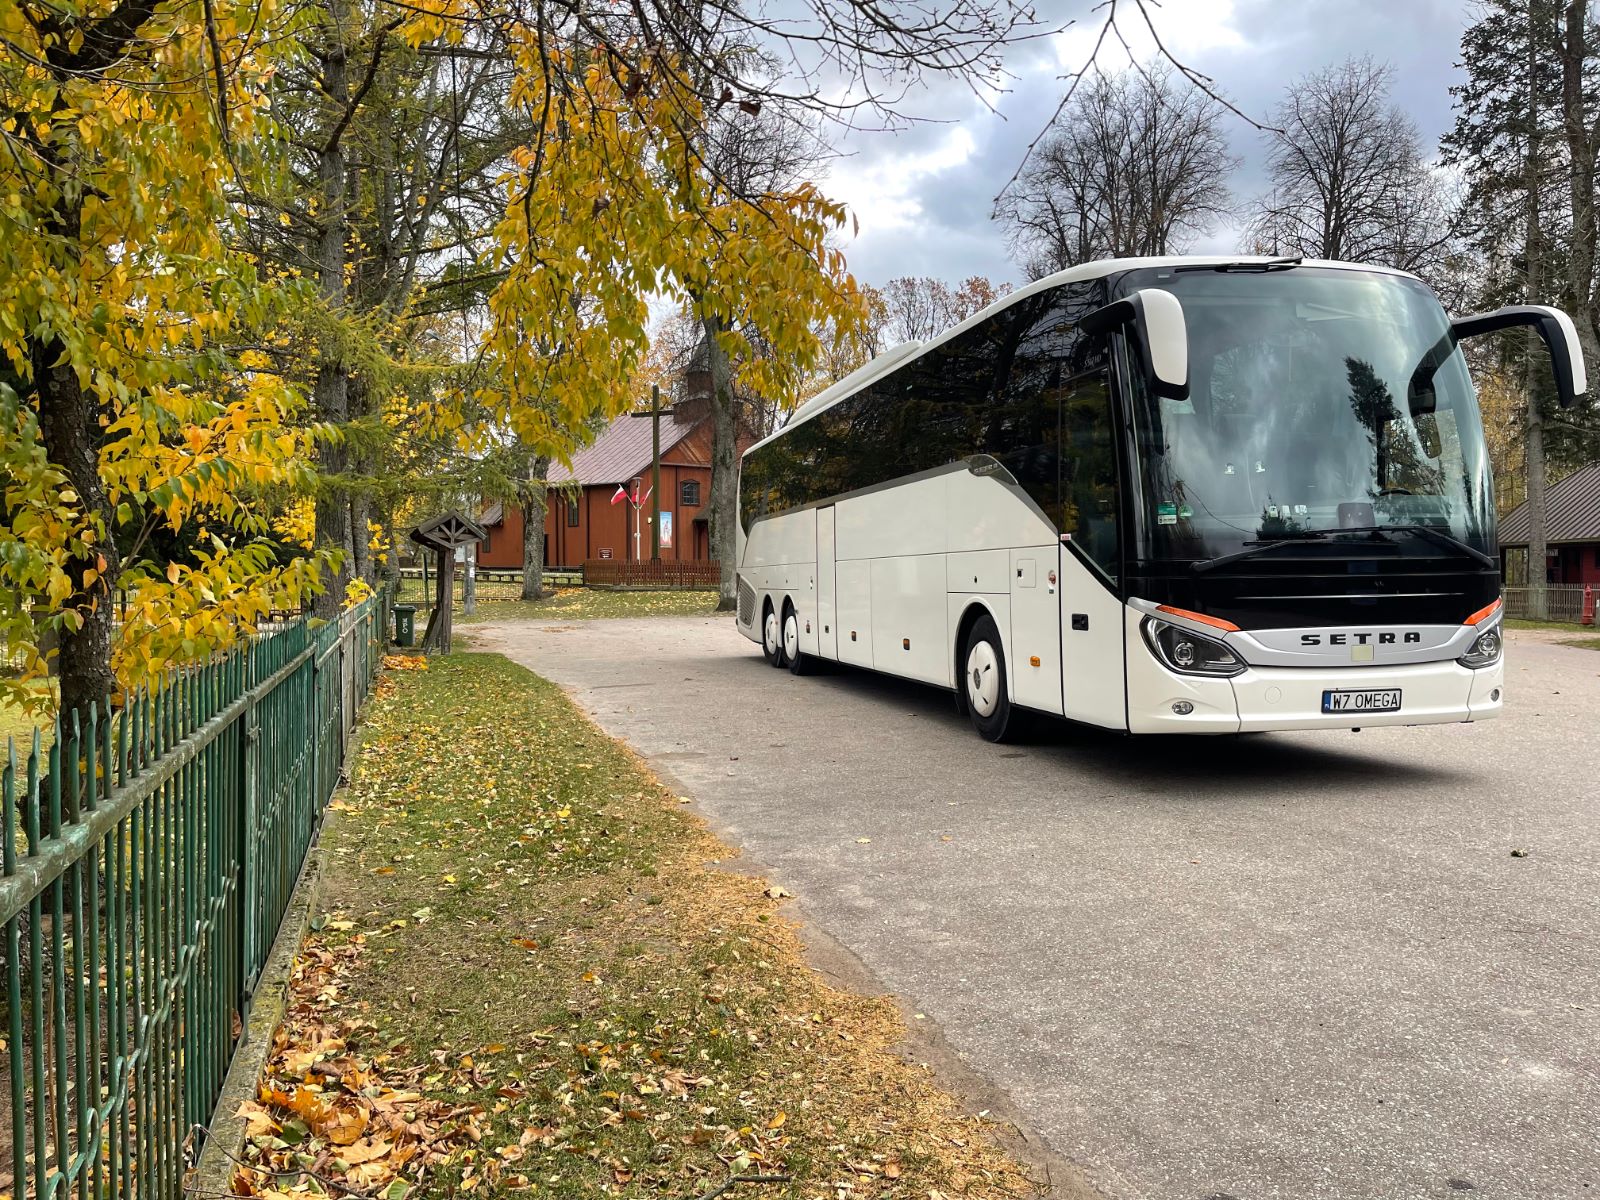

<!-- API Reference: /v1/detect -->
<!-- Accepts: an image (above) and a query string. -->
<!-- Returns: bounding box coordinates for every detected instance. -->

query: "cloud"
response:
[1052,0,1246,72]
[827,125,979,238]
[816,0,1472,290]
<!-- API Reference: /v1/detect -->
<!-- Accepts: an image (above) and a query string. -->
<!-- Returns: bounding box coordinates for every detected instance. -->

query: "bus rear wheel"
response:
[962,615,1014,742]
[762,602,787,668]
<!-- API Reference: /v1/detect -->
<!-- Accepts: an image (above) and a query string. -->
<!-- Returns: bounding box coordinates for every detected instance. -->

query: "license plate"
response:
[1322,688,1401,714]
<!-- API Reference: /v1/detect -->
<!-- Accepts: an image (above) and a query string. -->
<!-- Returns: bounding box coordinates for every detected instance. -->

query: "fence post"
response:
[310,641,321,808]
[238,649,259,1008]
[339,625,349,760]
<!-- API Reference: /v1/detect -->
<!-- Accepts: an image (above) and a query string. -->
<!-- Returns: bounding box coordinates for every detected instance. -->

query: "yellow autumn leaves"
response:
[0,0,336,706]
[475,47,865,462]
[2,1,863,711]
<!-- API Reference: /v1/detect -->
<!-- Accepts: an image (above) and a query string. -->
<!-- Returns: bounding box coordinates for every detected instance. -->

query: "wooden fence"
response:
[1503,585,1593,623]
[582,560,720,589]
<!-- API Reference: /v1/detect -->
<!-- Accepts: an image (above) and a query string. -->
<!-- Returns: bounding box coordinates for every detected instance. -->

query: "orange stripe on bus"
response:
[1156,604,1241,633]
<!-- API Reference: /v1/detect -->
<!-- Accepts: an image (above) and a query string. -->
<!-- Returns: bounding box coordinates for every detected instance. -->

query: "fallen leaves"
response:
[382,654,429,671]
[234,652,1041,1200]
[231,941,488,1200]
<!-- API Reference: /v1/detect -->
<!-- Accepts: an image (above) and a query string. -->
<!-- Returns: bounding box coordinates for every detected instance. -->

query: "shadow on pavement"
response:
[738,651,1473,793]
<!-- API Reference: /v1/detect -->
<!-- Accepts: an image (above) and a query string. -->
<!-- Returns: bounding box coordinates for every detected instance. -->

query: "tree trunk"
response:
[1561,1,1600,378]
[1524,386,1549,606]
[311,0,354,618]
[349,375,373,586]
[34,339,120,720]
[312,364,353,616]
[701,314,739,611]
[1526,0,1551,620]
[29,181,119,718]
[462,545,476,615]
[520,458,550,601]
[351,494,371,584]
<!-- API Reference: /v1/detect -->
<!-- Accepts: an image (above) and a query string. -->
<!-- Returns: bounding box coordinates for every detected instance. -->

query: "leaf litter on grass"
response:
[232,653,1041,1200]
[457,587,720,624]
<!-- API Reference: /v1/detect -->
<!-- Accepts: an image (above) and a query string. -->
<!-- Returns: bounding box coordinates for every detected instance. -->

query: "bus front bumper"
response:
[1128,655,1504,734]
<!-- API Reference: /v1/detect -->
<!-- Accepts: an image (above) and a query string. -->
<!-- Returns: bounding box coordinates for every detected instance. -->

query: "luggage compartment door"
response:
[816,506,838,660]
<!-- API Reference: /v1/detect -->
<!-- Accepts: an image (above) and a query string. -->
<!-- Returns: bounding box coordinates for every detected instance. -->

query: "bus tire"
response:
[961,614,1014,742]
[762,601,787,668]
[783,601,812,675]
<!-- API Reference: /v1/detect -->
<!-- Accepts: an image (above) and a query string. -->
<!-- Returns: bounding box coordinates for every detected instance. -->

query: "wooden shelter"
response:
[408,510,486,653]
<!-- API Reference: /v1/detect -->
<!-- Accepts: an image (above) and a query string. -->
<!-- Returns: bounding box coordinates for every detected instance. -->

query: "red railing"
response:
[583,559,721,588]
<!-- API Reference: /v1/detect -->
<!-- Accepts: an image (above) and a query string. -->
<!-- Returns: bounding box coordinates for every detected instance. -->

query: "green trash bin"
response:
[392,604,417,648]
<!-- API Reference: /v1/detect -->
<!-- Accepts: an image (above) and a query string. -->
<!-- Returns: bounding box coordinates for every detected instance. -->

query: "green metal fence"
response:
[1,590,388,1200]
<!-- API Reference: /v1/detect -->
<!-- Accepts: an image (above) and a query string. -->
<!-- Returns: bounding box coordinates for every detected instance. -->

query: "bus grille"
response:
[737,577,756,627]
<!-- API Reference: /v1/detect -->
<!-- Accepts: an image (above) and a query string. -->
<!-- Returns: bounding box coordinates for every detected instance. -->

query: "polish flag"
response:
[611,484,627,506]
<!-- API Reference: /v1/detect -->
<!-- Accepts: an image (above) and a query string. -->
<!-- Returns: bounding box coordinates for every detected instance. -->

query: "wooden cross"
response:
[629,383,676,562]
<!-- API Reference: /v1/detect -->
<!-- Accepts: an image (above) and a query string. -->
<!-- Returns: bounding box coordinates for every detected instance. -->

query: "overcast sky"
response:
[819,0,1474,288]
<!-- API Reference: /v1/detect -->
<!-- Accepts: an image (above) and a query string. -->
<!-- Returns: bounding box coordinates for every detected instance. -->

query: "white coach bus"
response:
[733,256,1586,740]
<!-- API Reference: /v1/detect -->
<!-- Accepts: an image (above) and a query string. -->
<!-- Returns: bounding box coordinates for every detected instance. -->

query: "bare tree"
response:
[878,277,952,342]
[1247,58,1455,272]
[682,48,828,611]
[510,2,1049,135]
[997,66,1235,277]
[873,275,1013,344]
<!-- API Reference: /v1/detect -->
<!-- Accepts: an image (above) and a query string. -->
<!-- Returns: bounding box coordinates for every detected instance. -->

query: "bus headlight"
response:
[1142,617,1246,678]
[1457,621,1503,669]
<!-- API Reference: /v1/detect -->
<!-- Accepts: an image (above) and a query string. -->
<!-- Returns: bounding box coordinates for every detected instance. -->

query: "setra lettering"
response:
[1298,630,1426,647]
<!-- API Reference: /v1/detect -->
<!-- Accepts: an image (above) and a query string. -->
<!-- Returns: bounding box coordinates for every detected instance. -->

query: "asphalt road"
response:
[475,615,1600,1200]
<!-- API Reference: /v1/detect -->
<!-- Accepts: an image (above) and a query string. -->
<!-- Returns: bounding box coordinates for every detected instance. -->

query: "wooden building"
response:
[478,404,719,570]
[1499,460,1600,586]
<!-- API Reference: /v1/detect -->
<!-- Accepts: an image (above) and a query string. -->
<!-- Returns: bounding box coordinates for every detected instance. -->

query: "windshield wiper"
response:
[1172,256,1303,274]
[1191,524,1495,573]
[1337,524,1497,568]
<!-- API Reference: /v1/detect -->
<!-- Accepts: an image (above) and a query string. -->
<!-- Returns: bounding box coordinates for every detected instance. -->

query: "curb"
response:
[190,834,326,1195]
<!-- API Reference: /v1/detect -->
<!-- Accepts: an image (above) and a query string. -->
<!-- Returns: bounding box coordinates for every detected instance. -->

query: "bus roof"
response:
[743,254,1418,460]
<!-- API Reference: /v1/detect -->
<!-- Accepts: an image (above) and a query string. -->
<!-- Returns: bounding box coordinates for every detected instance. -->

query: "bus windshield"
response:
[1117,266,1495,565]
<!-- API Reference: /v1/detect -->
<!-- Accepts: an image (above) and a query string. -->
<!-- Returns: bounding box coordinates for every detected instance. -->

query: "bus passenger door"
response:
[1058,363,1127,730]
[816,506,838,660]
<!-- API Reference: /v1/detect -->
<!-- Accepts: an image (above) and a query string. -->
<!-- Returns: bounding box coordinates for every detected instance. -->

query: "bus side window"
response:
[1063,368,1119,582]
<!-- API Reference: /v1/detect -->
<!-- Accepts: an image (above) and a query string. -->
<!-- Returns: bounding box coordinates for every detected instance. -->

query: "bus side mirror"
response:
[1081,289,1189,401]
[1451,304,1589,407]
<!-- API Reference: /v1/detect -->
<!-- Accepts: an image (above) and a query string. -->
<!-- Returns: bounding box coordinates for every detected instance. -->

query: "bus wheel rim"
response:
[967,640,1000,717]
[784,613,799,658]
[764,612,779,655]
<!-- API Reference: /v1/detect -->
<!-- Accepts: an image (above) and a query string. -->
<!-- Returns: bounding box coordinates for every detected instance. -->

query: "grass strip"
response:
[395,583,720,625]
[1503,617,1600,651]
[231,653,1038,1200]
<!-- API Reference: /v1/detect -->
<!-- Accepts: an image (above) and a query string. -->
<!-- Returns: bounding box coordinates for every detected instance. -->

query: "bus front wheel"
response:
[784,602,813,676]
[962,615,1014,742]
